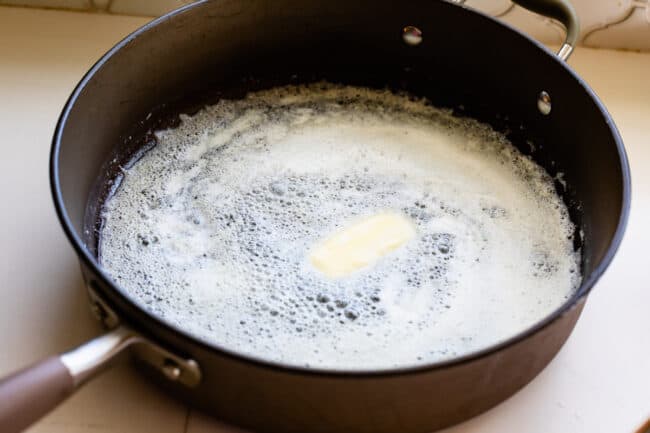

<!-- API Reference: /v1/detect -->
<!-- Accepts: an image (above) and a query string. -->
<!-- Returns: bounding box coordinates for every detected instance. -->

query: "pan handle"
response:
[0,326,139,433]
[510,0,580,61]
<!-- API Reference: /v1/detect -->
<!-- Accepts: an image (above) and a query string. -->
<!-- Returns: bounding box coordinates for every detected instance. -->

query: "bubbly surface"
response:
[100,84,580,370]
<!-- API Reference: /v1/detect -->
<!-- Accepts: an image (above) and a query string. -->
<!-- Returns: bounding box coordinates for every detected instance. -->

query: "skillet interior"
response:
[54,0,628,369]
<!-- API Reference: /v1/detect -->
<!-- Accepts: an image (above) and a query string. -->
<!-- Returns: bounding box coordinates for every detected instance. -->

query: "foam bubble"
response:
[99,84,580,370]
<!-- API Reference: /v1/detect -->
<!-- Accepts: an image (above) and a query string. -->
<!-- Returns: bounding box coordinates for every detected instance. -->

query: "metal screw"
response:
[538,91,552,115]
[162,359,182,381]
[402,26,423,46]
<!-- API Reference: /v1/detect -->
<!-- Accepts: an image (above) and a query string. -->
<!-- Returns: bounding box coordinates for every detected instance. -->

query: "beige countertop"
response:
[0,6,648,433]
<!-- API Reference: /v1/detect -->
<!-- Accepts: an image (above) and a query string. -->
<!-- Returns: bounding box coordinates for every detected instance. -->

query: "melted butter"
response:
[99,84,581,370]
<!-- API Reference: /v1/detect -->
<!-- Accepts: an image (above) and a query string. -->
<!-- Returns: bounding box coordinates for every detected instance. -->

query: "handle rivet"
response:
[90,303,104,320]
[161,359,182,380]
[402,26,423,46]
[538,91,552,115]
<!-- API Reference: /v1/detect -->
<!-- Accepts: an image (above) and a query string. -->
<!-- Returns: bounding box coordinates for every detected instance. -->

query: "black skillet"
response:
[0,0,630,432]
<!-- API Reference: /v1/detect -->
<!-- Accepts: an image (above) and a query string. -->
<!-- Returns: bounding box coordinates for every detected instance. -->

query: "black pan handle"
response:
[511,0,580,61]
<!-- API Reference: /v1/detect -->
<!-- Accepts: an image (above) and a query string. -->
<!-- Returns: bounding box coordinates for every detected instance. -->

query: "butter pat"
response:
[309,212,416,278]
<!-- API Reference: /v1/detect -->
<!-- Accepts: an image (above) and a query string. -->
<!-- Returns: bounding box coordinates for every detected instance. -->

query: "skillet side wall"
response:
[55,0,625,432]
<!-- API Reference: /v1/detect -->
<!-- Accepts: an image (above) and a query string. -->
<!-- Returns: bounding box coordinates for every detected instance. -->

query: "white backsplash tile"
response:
[465,0,650,50]
[582,5,650,51]
[465,0,513,17]
[0,0,648,51]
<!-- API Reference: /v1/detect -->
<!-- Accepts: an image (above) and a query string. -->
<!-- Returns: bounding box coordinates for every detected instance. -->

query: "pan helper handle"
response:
[511,0,580,61]
[0,326,138,433]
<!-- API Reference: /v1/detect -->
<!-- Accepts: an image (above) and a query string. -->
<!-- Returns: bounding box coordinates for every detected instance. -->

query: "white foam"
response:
[99,84,580,370]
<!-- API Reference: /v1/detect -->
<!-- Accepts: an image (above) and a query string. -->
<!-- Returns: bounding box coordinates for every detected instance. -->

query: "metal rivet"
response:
[162,359,182,381]
[538,91,552,115]
[90,302,104,319]
[402,26,423,46]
